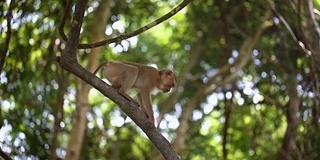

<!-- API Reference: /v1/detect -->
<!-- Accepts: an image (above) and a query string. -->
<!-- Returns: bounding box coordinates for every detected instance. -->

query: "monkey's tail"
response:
[93,62,108,75]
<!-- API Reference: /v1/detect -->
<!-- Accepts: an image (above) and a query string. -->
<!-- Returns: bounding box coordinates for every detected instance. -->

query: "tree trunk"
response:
[222,95,232,160]
[49,68,69,160]
[302,0,320,128]
[64,0,111,159]
[278,73,300,160]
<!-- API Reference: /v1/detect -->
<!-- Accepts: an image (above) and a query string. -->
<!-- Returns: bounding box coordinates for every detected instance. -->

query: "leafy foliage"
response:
[1,0,320,159]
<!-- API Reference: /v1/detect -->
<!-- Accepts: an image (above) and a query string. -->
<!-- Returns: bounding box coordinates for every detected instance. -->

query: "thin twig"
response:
[269,0,311,53]
[58,0,73,41]
[77,0,192,49]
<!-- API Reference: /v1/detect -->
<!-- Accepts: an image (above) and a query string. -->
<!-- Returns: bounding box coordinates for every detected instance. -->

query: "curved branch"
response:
[77,0,192,49]
[269,0,311,54]
[0,148,12,160]
[303,0,320,71]
[58,0,74,41]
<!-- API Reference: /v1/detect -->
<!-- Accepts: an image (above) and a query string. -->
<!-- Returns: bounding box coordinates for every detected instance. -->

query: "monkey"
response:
[93,61,176,127]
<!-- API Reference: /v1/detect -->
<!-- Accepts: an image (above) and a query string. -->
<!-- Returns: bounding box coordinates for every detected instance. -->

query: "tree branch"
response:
[58,0,192,49]
[268,0,311,54]
[58,0,73,41]
[56,0,181,159]
[77,0,192,49]
[0,148,12,160]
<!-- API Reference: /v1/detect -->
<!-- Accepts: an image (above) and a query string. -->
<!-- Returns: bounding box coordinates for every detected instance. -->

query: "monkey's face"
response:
[158,78,176,93]
[158,69,176,93]
[158,84,173,92]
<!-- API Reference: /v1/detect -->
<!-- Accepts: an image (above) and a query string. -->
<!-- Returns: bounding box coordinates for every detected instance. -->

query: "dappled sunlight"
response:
[165,114,180,129]
[1,0,320,159]
[110,116,125,127]
[201,93,217,114]
[1,100,13,111]
[0,121,12,151]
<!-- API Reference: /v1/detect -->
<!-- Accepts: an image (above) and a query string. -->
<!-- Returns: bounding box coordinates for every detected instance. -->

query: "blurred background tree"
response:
[0,0,319,159]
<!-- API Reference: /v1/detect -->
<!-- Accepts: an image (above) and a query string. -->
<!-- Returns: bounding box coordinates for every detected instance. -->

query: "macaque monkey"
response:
[94,61,176,127]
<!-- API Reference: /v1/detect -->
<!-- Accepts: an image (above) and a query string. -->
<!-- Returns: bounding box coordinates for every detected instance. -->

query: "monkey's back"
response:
[123,62,160,90]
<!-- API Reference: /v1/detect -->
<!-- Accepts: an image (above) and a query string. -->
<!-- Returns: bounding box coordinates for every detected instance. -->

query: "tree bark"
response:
[0,148,12,160]
[64,0,111,160]
[49,68,69,160]
[222,95,232,160]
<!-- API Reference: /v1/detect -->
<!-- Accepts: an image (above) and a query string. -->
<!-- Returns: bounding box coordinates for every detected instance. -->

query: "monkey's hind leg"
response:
[113,78,139,106]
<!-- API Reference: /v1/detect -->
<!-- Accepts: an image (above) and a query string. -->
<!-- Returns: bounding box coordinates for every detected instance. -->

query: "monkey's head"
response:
[158,69,176,93]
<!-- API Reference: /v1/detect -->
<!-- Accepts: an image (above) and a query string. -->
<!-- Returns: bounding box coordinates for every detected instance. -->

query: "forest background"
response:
[0,0,320,159]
